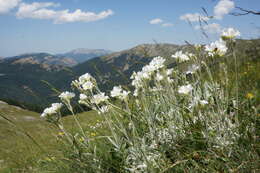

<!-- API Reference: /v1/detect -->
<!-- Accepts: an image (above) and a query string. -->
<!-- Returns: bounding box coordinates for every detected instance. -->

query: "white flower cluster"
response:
[186,64,200,75]
[131,56,166,89]
[59,91,75,102]
[110,85,130,100]
[166,68,173,76]
[78,89,110,114]
[221,28,240,39]
[155,72,164,81]
[91,92,109,105]
[171,51,190,62]
[205,27,240,56]
[189,96,209,109]
[41,103,63,118]
[78,93,88,105]
[72,73,95,91]
[79,73,93,84]
[178,84,193,95]
[205,39,228,56]
[200,100,208,105]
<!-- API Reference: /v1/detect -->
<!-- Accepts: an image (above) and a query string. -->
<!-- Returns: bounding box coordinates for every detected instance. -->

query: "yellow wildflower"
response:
[90,132,96,137]
[45,157,51,161]
[45,157,55,161]
[58,132,65,136]
[79,137,85,142]
[246,93,254,99]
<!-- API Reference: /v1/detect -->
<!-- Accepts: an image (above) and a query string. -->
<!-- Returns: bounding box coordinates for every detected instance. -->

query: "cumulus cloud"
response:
[180,13,209,22]
[0,0,21,14]
[214,0,235,19]
[195,23,222,34]
[150,18,163,24]
[162,23,173,27]
[55,9,114,24]
[16,2,59,19]
[16,2,114,24]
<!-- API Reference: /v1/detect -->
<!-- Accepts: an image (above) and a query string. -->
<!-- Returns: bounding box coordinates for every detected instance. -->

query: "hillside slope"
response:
[0,58,73,109]
[0,101,101,172]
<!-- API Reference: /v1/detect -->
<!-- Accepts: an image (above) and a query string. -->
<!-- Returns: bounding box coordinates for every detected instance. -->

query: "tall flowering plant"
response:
[40,28,258,172]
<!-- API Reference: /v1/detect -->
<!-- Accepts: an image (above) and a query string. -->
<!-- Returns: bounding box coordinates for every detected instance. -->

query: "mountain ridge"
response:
[57,48,112,64]
[0,40,259,111]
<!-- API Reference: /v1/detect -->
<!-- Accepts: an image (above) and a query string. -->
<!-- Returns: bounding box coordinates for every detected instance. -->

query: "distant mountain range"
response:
[0,44,181,109]
[0,40,259,111]
[2,48,112,67]
[5,53,78,67]
[58,48,112,63]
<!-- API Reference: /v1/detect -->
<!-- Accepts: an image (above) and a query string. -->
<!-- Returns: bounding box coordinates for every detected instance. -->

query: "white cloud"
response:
[150,18,163,24]
[16,2,114,24]
[214,0,235,20]
[0,0,21,14]
[162,23,173,27]
[195,23,222,34]
[16,2,59,19]
[54,9,114,24]
[180,13,209,22]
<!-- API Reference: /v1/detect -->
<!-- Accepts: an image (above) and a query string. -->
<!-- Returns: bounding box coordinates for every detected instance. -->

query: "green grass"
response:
[0,102,103,172]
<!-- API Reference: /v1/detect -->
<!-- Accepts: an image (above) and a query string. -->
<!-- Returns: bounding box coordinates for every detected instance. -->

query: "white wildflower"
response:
[79,93,88,100]
[136,163,147,169]
[98,105,110,114]
[186,64,200,74]
[188,53,196,58]
[59,91,75,101]
[51,103,63,111]
[110,86,130,100]
[41,108,55,118]
[110,86,123,97]
[205,39,227,56]
[178,84,193,95]
[78,73,93,84]
[149,56,165,70]
[131,56,166,88]
[166,68,173,76]
[78,94,88,105]
[91,92,109,105]
[72,73,96,91]
[155,72,164,81]
[41,103,63,118]
[138,69,150,79]
[151,86,163,92]
[82,81,94,90]
[172,51,190,62]
[133,89,138,97]
[131,71,148,88]
[200,100,209,105]
[221,28,240,39]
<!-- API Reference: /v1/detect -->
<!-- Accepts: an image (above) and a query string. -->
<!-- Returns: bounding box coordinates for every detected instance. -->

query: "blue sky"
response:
[0,0,260,57]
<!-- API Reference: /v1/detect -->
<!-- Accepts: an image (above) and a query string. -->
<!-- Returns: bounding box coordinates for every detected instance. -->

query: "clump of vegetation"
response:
[37,28,259,172]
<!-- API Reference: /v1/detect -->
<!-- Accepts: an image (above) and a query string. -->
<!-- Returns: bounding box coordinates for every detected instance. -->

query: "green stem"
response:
[232,41,239,119]
[67,102,87,139]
